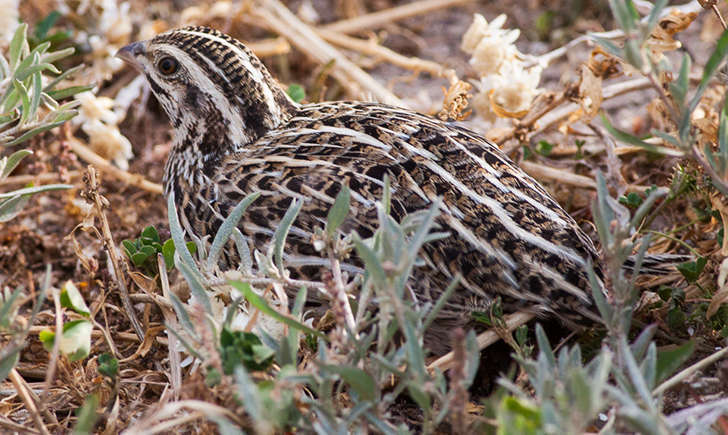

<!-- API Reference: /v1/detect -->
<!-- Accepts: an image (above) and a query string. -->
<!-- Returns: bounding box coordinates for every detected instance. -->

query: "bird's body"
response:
[118,26,601,349]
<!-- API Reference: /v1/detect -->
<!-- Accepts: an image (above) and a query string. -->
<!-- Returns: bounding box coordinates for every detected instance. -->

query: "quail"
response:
[117,26,603,351]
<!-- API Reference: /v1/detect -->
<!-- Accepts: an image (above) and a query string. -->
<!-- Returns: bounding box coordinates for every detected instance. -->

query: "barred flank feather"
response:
[118,26,606,351]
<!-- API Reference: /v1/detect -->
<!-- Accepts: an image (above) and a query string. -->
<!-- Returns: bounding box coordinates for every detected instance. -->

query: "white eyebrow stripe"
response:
[174,29,282,122]
[155,44,251,145]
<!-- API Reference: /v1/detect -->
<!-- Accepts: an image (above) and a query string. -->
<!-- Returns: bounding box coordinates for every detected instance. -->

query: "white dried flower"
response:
[474,63,542,119]
[462,13,542,122]
[470,28,520,76]
[470,88,497,123]
[492,63,541,113]
[74,91,133,170]
[0,0,19,46]
[461,14,508,54]
[98,0,131,44]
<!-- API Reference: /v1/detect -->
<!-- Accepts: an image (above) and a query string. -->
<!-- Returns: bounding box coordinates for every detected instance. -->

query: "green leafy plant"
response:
[286,83,306,103]
[29,12,72,49]
[219,328,275,374]
[535,139,554,156]
[122,225,196,276]
[494,171,702,434]
[0,266,49,382]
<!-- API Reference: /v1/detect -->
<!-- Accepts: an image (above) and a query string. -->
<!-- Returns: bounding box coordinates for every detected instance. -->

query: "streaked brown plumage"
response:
[118,26,603,351]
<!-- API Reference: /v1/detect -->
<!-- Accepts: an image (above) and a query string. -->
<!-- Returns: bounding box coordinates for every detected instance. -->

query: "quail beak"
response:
[116,41,145,73]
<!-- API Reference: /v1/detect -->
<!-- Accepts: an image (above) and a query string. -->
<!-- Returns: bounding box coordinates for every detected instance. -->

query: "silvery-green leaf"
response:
[167,193,206,282]
[12,79,30,126]
[422,275,459,331]
[46,85,93,101]
[232,228,252,274]
[29,71,42,122]
[4,120,66,146]
[174,251,212,315]
[353,235,386,285]
[668,54,690,110]
[9,24,28,70]
[272,198,302,274]
[0,347,19,382]
[16,61,60,82]
[0,183,72,199]
[40,46,74,64]
[1,149,32,178]
[0,195,30,222]
[0,51,9,80]
[326,184,350,237]
[43,64,84,92]
[206,192,259,270]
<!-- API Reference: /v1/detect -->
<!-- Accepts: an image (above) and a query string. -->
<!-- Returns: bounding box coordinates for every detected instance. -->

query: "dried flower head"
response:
[474,62,542,120]
[74,91,133,170]
[462,13,542,123]
[461,14,508,54]
[465,14,521,76]
[60,0,132,82]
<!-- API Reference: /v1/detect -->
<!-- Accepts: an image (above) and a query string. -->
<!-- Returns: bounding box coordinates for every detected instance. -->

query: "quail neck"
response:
[118,26,603,352]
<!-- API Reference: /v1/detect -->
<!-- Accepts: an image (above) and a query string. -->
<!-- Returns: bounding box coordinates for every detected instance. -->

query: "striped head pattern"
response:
[117,27,297,174]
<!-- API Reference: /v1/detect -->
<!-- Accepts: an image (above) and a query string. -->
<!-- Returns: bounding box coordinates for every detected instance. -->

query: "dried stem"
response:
[320,0,474,34]
[85,166,145,340]
[0,170,82,187]
[497,78,654,154]
[67,135,163,195]
[520,161,650,193]
[317,29,456,81]
[256,0,403,106]
[427,311,535,372]
[653,345,728,396]
[0,415,40,434]
[248,37,291,57]
[8,369,50,435]
[588,122,627,196]
[328,248,358,338]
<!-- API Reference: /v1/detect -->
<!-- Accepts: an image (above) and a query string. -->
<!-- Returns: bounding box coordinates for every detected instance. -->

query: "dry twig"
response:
[427,312,535,372]
[67,136,163,195]
[8,369,50,435]
[316,29,456,81]
[255,0,403,106]
[83,166,145,340]
[321,0,474,34]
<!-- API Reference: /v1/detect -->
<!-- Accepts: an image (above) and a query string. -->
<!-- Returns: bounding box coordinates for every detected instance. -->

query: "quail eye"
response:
[157,57,178,75]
